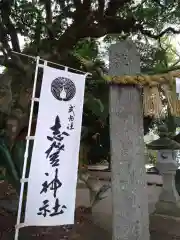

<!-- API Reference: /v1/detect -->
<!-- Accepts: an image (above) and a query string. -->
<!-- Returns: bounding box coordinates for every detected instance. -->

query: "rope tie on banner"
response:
[15,223,26,229]
[20,178,28,183]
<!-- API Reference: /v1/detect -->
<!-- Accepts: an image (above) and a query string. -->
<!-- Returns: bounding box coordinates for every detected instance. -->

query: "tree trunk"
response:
[109,41,149,240]
[0,66,35,147]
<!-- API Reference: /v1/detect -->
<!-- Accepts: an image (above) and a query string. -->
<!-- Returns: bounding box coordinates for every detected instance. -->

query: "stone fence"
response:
[76,169,163,231]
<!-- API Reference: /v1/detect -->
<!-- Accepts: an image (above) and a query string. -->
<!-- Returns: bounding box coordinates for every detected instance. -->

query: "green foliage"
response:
[1,0,180,187]
[74,39,99,61]
[78,169,110,208]
[85,94,104,117]
[134,0,180,29]
[11,141,26,178]
[0,138,20,190]
[0,135,34,192]
[90,184,110,208]
[164,109,177,136]
[146,149,157,165]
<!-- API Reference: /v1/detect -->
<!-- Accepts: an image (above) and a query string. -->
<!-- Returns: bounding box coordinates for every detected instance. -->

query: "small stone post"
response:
[155,150,180,215]
[109,41,150,240]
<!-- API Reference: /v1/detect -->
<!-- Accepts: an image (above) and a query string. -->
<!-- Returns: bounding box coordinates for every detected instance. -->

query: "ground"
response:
[0,181,180,240]
[0,215,110,240]
[0,181,110,240]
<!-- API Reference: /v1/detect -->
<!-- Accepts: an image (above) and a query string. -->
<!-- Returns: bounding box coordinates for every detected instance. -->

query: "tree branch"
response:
[130,0,147,10]
[0,22,11,53]
[0,55,9,67]
[105,0,131,16]
[170,59,180,68]
[57,0,132,52]
[57,21,87,58]
[82,0,91,11]
[0,55,5,65]
[56,14,136,58]
[5,19,21,52]
[97,0,105,16]
[102,15,136,35]
[43,0,53,39]
[153,0,166,8]
[145,64,180,75]
[1,2,20,52]
[73,0,82,9]
[44,0,52,25]
[138,26,180,39]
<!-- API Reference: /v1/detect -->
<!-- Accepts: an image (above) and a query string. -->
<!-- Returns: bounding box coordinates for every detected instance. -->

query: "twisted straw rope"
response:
[105,70,180,118]
[107,70,180,86]
[74,53,180,86]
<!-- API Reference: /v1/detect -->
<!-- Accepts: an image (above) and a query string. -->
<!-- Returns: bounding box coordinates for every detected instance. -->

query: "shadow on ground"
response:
[0,181,179,240]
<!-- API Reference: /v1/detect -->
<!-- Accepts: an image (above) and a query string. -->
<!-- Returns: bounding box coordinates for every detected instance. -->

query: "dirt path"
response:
[1,181,179,240]
[0,212,111,240]
[0,181,111,240]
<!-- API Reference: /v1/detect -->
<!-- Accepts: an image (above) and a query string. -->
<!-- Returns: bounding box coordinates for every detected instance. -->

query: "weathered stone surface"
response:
[154,150,180,216]
[109,41,149,240]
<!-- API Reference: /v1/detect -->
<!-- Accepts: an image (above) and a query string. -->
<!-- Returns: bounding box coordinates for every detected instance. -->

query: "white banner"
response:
[24,66,86,226]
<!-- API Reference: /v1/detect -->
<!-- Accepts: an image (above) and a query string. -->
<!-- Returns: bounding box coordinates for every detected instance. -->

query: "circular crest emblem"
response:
[51,77,76,101]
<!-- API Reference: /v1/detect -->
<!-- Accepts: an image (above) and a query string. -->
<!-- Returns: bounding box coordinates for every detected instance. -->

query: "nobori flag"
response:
[24,66,86,226]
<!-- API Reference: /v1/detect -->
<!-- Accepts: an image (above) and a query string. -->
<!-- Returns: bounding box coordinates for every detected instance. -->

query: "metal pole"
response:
[11,50,92,76]
[14,56,40,240]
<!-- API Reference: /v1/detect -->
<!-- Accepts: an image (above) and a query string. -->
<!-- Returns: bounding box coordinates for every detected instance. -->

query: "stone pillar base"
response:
[154,201,180,217]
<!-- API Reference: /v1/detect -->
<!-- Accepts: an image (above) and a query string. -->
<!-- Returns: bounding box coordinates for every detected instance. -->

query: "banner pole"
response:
[14,56,40,240]
[11,50,92,77]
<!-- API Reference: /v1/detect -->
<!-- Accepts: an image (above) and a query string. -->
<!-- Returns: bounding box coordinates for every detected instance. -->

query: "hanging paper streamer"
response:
[143,86,163,118]
[24,66,86,226]
[176,78,180,100]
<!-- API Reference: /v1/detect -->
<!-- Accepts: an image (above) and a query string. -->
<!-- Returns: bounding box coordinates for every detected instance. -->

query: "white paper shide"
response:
[24,66,86,226]
[176,78,180,99]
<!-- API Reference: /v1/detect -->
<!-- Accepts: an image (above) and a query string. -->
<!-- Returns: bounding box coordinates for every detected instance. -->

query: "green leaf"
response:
[81,126,89,141]
[11,140,26,178]
[175,117,180,127]
[91,184,110,207]
[0,139,20,190]
[84,94,104,117]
